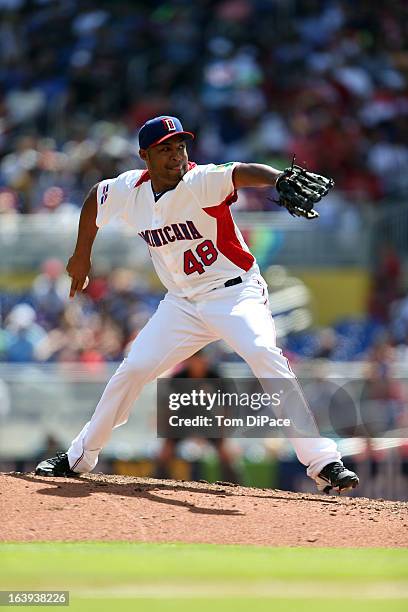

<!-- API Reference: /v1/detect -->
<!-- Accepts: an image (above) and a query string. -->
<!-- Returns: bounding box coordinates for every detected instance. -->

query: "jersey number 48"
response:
[183,239,218,275]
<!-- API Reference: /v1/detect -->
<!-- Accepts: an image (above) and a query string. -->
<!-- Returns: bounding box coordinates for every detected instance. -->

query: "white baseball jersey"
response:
[96,161,259,298]
[69,163,342,479]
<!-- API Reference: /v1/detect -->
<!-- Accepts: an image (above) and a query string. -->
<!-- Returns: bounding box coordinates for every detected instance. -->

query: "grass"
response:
[1,543,407,611]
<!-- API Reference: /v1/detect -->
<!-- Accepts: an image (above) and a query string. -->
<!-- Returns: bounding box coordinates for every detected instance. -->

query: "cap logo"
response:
[162,118,176,131]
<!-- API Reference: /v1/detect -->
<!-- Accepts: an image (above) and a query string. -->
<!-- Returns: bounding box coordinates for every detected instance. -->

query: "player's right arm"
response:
[66,170,140,298]
[66,183,99,298]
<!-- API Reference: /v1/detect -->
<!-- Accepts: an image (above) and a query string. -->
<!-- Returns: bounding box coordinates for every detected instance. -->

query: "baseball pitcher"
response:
[36,116,359,494]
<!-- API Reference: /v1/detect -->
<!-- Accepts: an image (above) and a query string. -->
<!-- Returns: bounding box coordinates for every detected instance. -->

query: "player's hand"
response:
[66,253,91,298]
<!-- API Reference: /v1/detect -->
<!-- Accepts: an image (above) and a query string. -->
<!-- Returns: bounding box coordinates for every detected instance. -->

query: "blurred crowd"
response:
[0,259,161,366]
[2,254,408,369]
[0,0,407,215]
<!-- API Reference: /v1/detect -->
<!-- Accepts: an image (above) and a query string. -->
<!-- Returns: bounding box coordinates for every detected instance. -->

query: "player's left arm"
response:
[233,163,283,189]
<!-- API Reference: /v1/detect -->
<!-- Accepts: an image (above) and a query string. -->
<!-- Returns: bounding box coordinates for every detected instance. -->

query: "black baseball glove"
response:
[273,159,334,219]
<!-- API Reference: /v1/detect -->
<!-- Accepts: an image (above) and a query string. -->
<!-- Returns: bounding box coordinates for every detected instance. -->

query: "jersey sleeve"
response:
[183,162,239,208]
[95,170,141,228]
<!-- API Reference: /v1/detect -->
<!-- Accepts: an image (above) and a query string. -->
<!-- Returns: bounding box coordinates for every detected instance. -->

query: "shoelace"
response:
[326,463,347,484]
[320,462,344,483]
[50,452,66,465]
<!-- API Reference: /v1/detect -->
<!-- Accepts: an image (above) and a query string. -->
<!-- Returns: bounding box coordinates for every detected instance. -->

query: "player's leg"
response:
[201,274,358,491]
[36,294,216,475]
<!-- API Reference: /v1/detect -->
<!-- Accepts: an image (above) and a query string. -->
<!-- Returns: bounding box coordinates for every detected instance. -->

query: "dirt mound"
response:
[1,472,407,547]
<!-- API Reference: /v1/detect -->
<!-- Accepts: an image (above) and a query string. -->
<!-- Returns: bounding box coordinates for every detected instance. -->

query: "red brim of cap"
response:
[147,131,195,149]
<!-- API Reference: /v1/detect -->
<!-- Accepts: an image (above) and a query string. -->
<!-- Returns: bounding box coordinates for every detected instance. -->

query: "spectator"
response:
[3,303,46,362]
[32,258,71,329]
[369,243,402,323]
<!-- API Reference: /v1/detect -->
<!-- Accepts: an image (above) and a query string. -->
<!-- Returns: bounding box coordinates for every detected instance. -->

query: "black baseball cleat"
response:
[35,452,77,477]
[314,461,359,494]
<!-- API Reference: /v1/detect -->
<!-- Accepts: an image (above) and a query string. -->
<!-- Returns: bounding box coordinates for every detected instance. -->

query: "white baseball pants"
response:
[68,270,341,478]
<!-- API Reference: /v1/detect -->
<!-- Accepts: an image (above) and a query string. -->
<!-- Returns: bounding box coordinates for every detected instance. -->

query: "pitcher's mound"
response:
[1,473,407,546]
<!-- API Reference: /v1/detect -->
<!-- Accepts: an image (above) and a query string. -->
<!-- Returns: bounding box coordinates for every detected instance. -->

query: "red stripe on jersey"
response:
[203,191,255,271]
[135,170,150,187]
[134,162,197,188]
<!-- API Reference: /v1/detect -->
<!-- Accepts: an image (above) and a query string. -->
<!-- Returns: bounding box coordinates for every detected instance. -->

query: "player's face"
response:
[141,135,189,190]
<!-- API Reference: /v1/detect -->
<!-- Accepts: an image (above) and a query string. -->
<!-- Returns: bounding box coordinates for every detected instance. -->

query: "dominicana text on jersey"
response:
[96,162,259,299]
